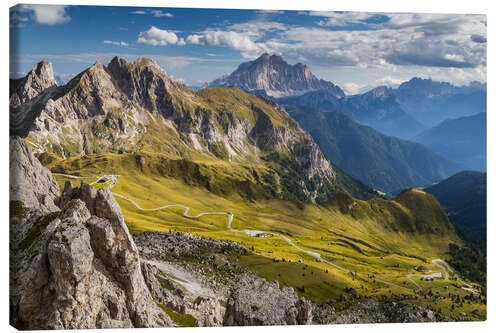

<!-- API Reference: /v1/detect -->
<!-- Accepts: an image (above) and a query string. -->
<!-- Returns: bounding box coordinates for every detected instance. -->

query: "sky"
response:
[9,4,487,94]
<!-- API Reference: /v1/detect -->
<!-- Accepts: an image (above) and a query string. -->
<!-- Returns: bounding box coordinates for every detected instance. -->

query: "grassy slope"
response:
[44,152,481,307]
[29,85,373,203]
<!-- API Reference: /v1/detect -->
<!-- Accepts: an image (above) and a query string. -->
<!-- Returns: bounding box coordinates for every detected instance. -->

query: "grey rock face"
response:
[11,56,342,202]
[10,60,57,107]
[209,53,345,98]
[9,137,59,212]
[314,298,442,324]
[223,274,312,326]
[141,262,187,313]
[10,139,173,329]
[134,231,247,260]
[11,196,173,330]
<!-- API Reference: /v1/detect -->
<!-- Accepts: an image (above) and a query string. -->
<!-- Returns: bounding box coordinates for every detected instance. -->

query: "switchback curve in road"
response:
[55,173,477,294]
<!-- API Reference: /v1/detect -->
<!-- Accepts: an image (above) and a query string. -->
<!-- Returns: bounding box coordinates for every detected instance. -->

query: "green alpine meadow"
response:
[9,4,486,329]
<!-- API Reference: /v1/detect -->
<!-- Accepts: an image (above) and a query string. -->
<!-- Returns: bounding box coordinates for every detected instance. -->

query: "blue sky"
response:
[10,4,486,93]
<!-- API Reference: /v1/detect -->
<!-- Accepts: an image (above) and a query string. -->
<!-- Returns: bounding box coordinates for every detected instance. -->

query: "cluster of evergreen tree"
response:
[447,243,486,287]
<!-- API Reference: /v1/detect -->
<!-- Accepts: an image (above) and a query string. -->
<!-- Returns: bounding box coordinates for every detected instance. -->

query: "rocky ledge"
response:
[224,274,312,326]
[10,137,172,329]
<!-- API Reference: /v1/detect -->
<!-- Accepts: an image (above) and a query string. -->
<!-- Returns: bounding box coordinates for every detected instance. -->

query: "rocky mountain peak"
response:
[10,60,57,107]
[32,60,56,84]
[208,53,345,98]
[257,52,270,60]
[368,86,392,100]
[397,77,454,97]
[105,56,179,112]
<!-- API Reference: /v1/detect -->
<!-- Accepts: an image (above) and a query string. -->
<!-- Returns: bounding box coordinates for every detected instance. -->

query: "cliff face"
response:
[9,57,370,202]
[10,60,57,108]
[208,53,345,98]
[9,138,173,329]
[9,136,59,212]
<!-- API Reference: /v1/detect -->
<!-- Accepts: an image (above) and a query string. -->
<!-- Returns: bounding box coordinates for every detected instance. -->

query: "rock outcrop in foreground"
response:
[9,136,59,212]
[10,137,172,329]
[10,137,314,329]
[224,275,312,326]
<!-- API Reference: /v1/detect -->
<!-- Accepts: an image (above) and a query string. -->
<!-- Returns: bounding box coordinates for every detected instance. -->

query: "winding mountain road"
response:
[54,172,477,294]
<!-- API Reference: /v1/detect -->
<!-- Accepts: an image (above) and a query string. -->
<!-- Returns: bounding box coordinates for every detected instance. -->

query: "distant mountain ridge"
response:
[209,53,486,140]
[208,53,345,98]
[279,85,425,139]
[394,77,486,127]
[424,171,486,247]
[285,104,461,193]
[209,53,428,139]
[415,112,486,171]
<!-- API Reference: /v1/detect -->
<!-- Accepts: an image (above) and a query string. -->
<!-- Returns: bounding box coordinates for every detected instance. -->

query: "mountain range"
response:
[424,171,486,249]
[10,54,485,328]
[415,112,486,171]
[284,104,460,193]
[395,78,486,127]
[279,86,425,139]
[10,57,373,203]
[210,54,486,142]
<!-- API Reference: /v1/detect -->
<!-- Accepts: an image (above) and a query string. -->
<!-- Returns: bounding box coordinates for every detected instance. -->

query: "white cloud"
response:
[10,71,26,79]
[10,9,28,27]
[375,76,405,87]
[21,4,70,25]
[308,11,379,26]
[137,26,184,46]
[130,9,173,17]
[151,10,173,18]
[187,30,269,57]
[103,40,129,47]
[184,13,485,85]
[340,82,366,95]
[256,10,285,14]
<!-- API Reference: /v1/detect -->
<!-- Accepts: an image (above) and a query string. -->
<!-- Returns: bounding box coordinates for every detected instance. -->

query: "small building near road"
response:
[416,266,430,273]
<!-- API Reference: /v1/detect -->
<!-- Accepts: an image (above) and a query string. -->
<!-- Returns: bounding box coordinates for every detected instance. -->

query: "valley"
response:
[8,5,488,329]
[10,54,486,327]
[43,150,484,320]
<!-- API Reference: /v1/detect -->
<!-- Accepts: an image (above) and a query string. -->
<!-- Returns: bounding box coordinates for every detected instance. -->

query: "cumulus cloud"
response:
[151,10,173,17]
[137,26,184,46]
[375,76,405,87]
[10,9,28,27]
[21,4,70,25]
[183,12,485,84]
[130,9,173,17]
[187,30,269,57]
[308,11,379,26]
[257,10,284,13]
[185,22,288,58]
[340,82,366,94]
[103,40,129,47]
